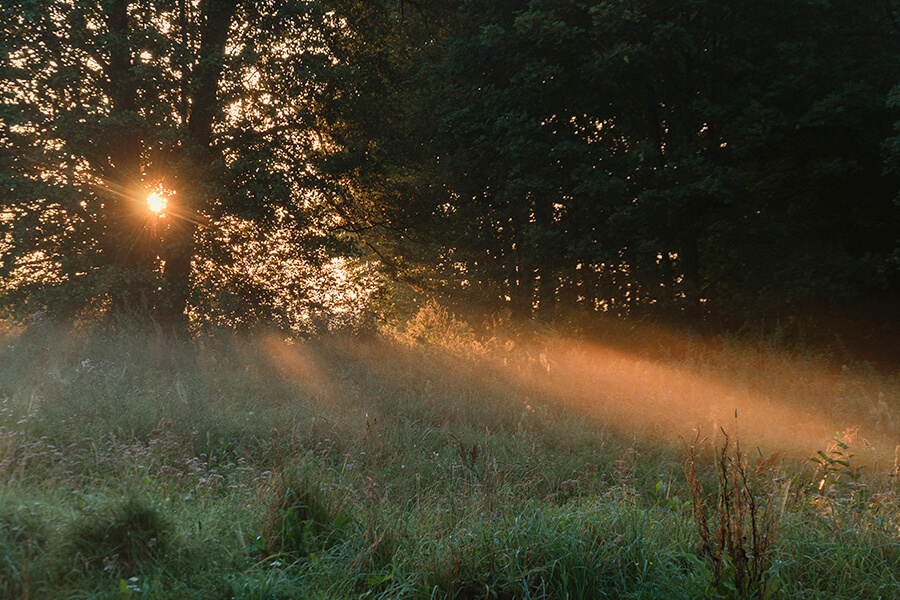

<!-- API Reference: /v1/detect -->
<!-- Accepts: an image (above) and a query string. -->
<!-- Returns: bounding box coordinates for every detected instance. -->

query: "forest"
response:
[3,0,900,346]
[2,1,900,598]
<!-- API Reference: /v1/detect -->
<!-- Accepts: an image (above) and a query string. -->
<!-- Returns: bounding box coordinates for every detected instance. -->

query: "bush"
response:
[394,301,477,354]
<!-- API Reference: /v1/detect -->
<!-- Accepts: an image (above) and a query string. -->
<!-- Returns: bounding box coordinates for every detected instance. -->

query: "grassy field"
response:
[1,311,899,599]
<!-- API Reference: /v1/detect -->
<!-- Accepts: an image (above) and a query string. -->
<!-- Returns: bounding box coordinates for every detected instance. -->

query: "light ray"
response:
[332,323,898,466]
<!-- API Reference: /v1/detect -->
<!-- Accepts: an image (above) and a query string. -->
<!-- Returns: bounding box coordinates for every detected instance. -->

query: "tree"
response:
[5,0,900,339]
[0,0,373,330]
[414,0,900,327]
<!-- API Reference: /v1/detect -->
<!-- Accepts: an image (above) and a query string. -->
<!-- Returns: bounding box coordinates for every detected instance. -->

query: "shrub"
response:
[394,301,477,354]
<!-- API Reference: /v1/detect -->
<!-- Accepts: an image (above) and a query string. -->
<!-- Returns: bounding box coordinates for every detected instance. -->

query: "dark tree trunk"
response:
[159,0,240,330]
[188,0,240,148]
[680,234,703,322]
[533,197,555,320]
[508,267,534,321]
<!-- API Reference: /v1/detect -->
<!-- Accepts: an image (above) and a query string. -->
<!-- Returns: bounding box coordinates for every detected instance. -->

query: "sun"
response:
[147,192,167,214]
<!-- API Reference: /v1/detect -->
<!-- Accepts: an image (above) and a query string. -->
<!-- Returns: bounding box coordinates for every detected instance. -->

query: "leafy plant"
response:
[396,301,477,354]
[809,433,868,509]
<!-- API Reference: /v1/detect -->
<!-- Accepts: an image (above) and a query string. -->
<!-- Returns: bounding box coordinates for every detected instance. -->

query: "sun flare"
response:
[147,192,167,214]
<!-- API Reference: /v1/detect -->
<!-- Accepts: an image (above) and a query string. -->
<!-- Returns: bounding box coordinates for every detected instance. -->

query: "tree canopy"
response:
[409,0,900,330]
[1,0,382,330]
[2,0,900,340]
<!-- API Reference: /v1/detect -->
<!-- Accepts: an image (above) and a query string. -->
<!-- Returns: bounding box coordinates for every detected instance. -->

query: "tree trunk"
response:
[680,234,703,322]
[533,197,555,320]
[158,0,240,330]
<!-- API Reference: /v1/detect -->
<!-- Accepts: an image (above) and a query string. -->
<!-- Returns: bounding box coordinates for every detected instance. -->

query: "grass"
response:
[0,312,899,598]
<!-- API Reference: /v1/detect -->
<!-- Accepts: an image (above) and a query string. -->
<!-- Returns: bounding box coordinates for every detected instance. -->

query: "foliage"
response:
[0,502,46,600]
[389,299,477,353]
[809,434,866,504]
[0,0,384,331]
[256,468,354,559]
[409,0,900,328]
[3,0,900,343]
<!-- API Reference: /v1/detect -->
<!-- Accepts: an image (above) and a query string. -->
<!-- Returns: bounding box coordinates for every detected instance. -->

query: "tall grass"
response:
[0,312,898,598]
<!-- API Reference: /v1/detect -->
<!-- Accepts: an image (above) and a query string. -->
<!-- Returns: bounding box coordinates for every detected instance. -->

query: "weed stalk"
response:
[684,428,779,598]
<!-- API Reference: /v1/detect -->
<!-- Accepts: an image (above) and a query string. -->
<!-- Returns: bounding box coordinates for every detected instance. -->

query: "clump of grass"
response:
[256,467,354,560]
[0,501,46,600]
[684,429,780,598]
[67,496,171,574]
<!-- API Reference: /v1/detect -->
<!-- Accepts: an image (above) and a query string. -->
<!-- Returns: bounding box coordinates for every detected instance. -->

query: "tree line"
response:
[2,0,900,338]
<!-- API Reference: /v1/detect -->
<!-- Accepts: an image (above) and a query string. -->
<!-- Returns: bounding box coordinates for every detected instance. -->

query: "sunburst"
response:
[147,192,167,214]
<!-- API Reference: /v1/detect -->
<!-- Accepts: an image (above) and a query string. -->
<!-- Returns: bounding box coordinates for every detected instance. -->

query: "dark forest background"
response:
[3,0,900,355]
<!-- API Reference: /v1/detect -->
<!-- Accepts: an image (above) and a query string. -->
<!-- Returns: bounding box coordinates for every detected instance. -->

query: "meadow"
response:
[1,307,899,599]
